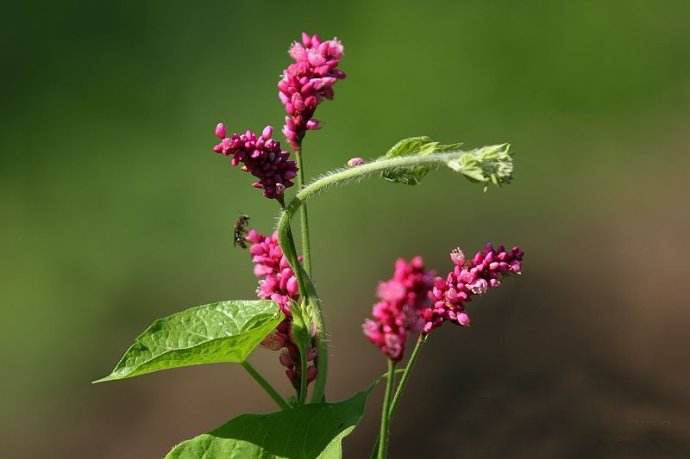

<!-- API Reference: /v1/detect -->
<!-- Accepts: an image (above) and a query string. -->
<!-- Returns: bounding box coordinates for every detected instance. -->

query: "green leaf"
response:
[380,136,463,185]
[165,389,371,459]
[94,300,283,383]
[446,143,513,189]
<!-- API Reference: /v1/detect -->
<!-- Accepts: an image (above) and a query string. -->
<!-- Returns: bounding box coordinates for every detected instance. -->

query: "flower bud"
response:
[214,122,226,139]
[347,157,365,167]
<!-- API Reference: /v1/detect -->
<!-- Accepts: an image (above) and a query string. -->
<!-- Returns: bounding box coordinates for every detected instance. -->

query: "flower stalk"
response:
[241,361,291,411]
[389,334,427,417]
[377,359,397,459]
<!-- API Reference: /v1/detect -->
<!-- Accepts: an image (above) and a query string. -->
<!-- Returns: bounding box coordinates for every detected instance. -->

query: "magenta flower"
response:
[246,229,317,389]
[213,124,298,199]
[278,33,346,150]
[423,244,524,333]
[362,257,434,361]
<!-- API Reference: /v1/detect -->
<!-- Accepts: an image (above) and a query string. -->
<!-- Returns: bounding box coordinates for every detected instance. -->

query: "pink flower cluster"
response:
[246,229,317,389]
[363,245,524,361]
[278,33,346,150]
[423,244,524,333]
[213,124,297,199]
[362,257,434,362]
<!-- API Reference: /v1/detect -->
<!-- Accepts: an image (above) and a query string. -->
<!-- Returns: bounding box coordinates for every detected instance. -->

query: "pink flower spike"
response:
[210,124,297,199]
[278,33,346,150]
[362,257,434,361]
[423,244,524,334]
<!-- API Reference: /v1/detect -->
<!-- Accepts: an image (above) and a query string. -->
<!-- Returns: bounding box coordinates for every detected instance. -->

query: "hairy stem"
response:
[295,148,312,275]
[377,359,397,459]
[241,361,291,411]
[280,151,475,225]
[277,200,313,403]
[276,150,482,404]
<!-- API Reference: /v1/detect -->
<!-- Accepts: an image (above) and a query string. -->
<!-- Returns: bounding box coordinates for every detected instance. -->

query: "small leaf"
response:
[94,300,282,383]
[165,389,372,459]
[380,136,463,185]
[446,143,513,189]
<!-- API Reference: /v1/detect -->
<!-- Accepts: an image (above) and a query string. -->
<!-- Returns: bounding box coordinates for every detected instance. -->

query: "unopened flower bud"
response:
[214,122,227,139]
[450,247,465,266]
[347,157,365,167]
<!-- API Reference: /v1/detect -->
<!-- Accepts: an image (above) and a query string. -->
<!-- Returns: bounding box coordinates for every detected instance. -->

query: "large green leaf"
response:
[165,389,371,459]
[94,300,282,383]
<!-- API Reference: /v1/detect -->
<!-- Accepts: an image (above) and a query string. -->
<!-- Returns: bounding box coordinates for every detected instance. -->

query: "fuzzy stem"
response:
[280,151,477,226]
[377,359,396,459]
[295,148,312,275]
[277,199,312,403]
[276,151,480,404]
[295,147,317,403]
[241,361,291,411]
[298,152,464,201]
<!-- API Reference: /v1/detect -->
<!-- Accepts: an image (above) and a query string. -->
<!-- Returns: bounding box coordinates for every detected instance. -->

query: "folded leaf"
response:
[165,389,371,459]
[94,300,282,383]
[446,143,513,188]
[380,136,463,185]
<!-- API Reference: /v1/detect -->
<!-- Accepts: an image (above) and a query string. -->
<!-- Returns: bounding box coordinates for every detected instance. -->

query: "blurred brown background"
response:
[2,1,689,458]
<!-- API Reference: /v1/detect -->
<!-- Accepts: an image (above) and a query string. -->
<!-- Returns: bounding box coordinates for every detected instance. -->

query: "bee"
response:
[233,214,250,249]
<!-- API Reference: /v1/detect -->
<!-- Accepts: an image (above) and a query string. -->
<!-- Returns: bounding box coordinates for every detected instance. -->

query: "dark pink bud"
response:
[261,332,286,351]
[279,349,294,367]
[307,366,318,382]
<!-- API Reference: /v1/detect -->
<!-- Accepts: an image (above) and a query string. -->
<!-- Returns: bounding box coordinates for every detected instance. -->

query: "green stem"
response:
[389,334,427,417]
[370,335,427,458]
[377,360,396,459]
[295,148,312,275]
[295,307,309,405]
[241,361,290,411]
[279,151,475,227]
[277,152,473,404]
[277,211,328,403]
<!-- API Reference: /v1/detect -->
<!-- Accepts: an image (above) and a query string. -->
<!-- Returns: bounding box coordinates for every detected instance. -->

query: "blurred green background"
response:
[2,1,689,457]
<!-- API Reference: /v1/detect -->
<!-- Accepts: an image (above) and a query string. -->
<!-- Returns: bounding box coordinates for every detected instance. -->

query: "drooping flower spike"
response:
[362,257,434,362]
[212,124,298,199]
[246,229,317,389]
[363,245,524,360]
[423,244,524,333]
[278,33,346,150]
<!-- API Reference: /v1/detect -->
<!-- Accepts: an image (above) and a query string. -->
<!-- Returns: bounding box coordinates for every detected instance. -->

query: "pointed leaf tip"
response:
[95,300,282,383]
